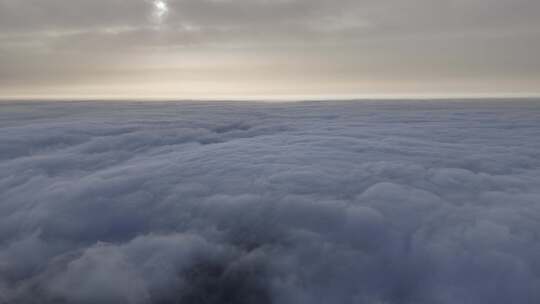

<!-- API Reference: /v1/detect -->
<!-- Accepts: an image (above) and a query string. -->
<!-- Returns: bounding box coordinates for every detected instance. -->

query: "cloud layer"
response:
[1,0,539,97]
[1,100,540,303]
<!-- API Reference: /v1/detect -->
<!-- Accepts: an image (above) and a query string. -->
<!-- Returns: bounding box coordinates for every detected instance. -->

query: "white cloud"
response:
[1,100,540,303]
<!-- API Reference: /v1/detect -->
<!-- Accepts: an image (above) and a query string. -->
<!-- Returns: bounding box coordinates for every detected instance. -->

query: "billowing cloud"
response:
[1,100,540,303]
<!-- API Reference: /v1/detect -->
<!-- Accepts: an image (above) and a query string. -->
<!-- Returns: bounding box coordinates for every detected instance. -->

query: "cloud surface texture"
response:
[1,100,540,303]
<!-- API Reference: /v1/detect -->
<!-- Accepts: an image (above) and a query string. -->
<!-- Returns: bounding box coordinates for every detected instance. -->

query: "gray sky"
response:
[1,0,539,99]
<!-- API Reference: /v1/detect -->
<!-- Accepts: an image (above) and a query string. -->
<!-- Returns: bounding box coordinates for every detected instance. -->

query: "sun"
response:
[152,0,169,23]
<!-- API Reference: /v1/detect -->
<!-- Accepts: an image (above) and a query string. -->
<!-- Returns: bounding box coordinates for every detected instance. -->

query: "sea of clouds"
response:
[1,100,540,304]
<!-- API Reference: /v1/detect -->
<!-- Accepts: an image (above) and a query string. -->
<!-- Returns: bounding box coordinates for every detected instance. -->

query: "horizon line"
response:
[1,93,540,103]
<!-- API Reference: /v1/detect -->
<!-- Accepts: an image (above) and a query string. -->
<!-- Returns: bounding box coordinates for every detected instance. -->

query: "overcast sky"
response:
[1,0,539,99]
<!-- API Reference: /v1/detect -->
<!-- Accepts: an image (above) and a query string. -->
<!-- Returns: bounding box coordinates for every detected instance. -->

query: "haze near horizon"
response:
[1,0,539,99]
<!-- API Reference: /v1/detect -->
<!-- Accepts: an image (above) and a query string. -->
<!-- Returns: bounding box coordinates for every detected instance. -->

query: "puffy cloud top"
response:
[1,100,540,303]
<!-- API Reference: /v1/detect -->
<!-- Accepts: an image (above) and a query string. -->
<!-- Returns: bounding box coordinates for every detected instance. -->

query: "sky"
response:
[0,0,539,99]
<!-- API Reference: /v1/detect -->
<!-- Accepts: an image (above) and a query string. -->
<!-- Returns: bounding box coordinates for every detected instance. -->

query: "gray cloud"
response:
[0,0,539,97]
[1,100,540,303]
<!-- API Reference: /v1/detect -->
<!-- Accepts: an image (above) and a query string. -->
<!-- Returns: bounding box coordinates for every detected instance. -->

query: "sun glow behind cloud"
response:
[151,0,168,24]
[0,0,539,99]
